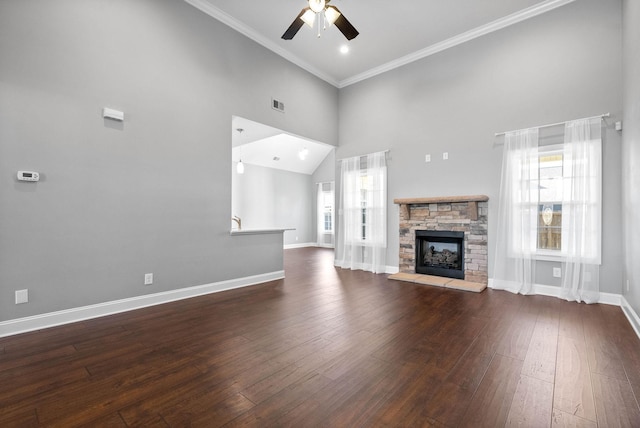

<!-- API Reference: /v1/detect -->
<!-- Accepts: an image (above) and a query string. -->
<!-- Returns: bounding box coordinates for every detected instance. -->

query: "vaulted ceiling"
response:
[198,1,577,175]
[186,0,576,87]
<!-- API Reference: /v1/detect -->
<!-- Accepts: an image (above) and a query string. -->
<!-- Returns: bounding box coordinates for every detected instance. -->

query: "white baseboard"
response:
[531,283,621,306]
[284,242,318,249]
[315,244,335,249]
[488,280,622,306]
[0,271,284,338]
[621,296,640,341]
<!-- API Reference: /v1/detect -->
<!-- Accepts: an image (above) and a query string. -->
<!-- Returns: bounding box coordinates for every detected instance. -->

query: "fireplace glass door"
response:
[415,230,464,279]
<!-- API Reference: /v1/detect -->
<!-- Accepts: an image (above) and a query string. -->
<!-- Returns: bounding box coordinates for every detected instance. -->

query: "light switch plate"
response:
[15,289,28,304]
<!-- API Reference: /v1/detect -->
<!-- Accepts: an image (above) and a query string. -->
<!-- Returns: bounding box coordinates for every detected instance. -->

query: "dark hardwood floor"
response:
[2,247,640,427]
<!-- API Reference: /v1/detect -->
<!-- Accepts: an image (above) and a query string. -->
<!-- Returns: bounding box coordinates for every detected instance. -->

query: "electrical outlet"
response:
[442,152,449,160]
[144,273,153,285]
[553,267,562,278]
[425,154,431,163]
[15,289,28,304]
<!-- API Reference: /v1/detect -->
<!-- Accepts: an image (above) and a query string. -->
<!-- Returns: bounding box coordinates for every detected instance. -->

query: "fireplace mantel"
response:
[394,195,489,221]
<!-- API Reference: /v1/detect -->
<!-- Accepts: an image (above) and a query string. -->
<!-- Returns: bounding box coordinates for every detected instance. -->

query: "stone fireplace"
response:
[391,195,488,292]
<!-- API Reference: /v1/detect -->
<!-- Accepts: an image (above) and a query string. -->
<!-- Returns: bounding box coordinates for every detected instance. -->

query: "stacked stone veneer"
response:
[398,200,488,284]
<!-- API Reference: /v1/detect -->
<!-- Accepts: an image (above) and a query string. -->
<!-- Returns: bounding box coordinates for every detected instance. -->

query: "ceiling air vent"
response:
[271,98,285,113]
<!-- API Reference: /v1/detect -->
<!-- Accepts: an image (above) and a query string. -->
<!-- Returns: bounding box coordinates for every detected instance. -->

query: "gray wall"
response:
[0,0,338,321]
[337,0,623,291]
[1,0,631,325]
[622,0,640,312]
[232,163,314,245]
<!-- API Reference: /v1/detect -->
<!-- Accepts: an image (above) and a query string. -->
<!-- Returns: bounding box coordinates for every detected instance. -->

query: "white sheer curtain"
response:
[491,128,539,295]
[335,151,387,273]
[560,118,602,303]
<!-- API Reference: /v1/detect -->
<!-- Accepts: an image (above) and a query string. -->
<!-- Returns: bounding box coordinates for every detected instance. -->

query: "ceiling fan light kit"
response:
[300,9,316,28]
[324,7,340,26]
[309,0,325,13]
[282,0,359,41]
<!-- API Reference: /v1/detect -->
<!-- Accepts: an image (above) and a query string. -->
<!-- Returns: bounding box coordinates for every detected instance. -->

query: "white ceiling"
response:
[232,116,334,175]
[185,0,576,87]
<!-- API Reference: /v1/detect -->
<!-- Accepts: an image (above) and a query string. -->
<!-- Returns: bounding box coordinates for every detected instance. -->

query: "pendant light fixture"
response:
[236,128,245,174]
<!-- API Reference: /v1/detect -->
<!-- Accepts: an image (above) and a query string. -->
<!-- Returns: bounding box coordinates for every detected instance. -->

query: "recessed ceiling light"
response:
[340,45,349,54]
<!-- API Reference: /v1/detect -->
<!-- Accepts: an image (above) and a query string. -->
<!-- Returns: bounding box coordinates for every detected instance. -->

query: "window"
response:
[493,118,602,299]
[338,154,386,246]
[537,148,563,252]
[501,133,601,262]
[324,210,332,232]
[360,175,369,240]
[335,151,387,273]
[321,188,333,233]
[317,182,335,248]
[354,173,380,242]
[534,138,601,262]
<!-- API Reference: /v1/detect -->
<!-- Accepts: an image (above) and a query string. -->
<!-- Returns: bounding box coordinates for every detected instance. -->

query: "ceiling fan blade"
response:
[282,8,309,40]
[328,6,359,40]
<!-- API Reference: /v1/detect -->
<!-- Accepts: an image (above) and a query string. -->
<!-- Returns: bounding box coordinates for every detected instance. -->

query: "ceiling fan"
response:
[281,0,359,41]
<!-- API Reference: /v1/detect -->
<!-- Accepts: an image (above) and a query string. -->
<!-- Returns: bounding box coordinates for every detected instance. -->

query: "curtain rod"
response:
[337,149,390,162]
[494,113,610,137]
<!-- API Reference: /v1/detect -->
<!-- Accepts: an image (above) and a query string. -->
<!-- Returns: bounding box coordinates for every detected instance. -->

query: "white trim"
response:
[315,243,336,249]
[231,228,294,235]
[0,271,284,338]
[621,296,640,341]
[183,0,339,87]
[385,266,400,275]
[488,280,621,306]
[183,0,576,89]
[338,0,577,88]
[284,242,318,249]
[532,283,621,305]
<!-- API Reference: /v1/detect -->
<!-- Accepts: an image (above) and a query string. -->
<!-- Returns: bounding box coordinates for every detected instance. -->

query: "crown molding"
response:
[185,0,576,89]
[338,0,577,87]
[184,0,340,87]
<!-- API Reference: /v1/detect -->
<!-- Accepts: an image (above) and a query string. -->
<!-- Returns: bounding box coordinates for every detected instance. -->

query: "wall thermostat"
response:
[17,171,39,182]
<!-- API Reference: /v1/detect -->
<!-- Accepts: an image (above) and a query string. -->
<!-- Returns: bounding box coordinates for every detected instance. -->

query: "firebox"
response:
[415,230,464,279]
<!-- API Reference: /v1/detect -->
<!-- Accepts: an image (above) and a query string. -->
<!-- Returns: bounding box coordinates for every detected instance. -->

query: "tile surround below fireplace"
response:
[391,195,489,292]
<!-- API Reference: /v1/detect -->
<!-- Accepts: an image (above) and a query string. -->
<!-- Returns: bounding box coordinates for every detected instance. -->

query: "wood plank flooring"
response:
[1,247,640,427]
